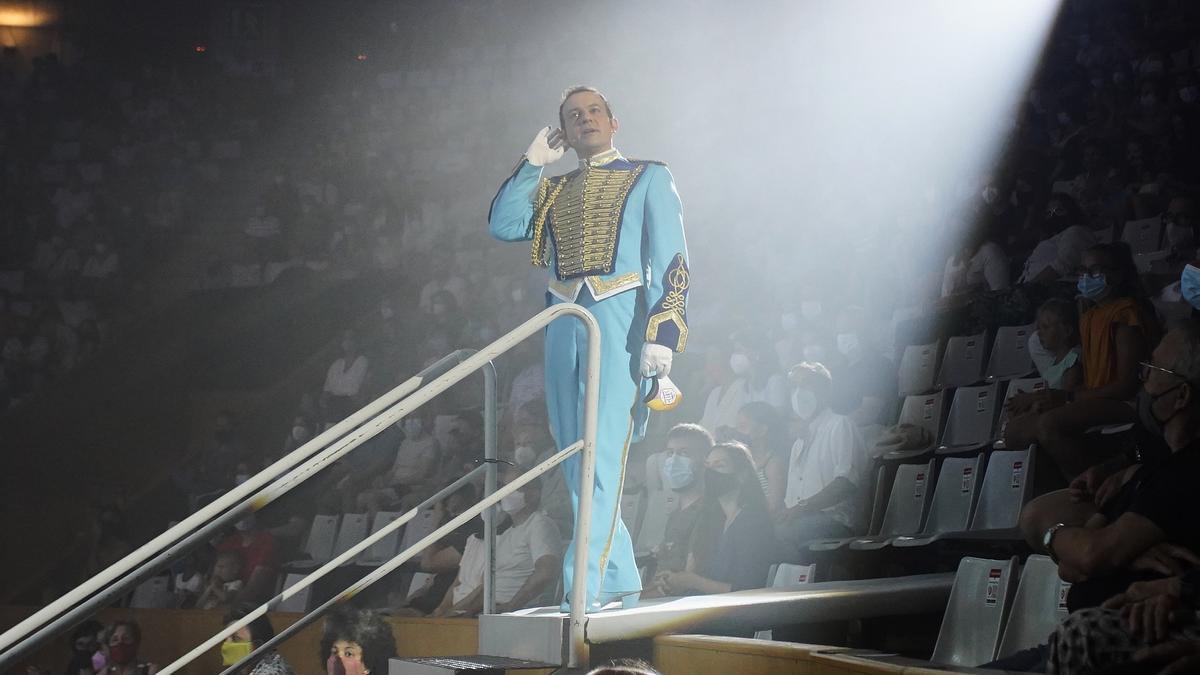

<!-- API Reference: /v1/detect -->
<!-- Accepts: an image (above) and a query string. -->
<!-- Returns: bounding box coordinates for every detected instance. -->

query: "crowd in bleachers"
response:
[9,0,1200,672]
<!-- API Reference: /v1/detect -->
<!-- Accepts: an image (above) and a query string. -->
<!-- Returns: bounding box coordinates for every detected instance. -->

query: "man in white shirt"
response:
[321,329,369,426]
[434,467,562,615]
[1019,194,1097,283]
[776,362,870,550]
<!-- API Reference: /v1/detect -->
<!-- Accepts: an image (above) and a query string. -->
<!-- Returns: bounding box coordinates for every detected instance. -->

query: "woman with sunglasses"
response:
[1006,242,1160,482]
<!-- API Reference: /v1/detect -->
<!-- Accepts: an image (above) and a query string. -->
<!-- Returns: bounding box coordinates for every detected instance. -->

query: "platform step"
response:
[388,654,556,674]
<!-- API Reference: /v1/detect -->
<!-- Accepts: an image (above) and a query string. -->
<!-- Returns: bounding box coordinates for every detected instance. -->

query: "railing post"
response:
[568,306,602,668]
[482,361,499,616]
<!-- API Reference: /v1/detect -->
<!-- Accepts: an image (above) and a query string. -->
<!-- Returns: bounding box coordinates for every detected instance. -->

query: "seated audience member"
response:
[220,603,296,675]
[1020,324,1200,613]
[1026,297,1083,390]
[520,420,573,538]
[390,483,481,615]
[829,306,897,429]
[355,413,439,515]
[103,620,157,675]
[700,330,789,432]
[196,550,244,610]
[651,442,777,595]
[50,619,104,675]
[646,424,714,579]
[320,329,369,427]
[1043,569,1200,675]
[433,466,561,616]
[1017,193,1097,284]
[587,658,661,675]
[775,362,869,550]
[940,220,1010,297]
[1004,243,1159,480]
[319,607,396,675]
[735,402,789,514]
[214,516,278,599]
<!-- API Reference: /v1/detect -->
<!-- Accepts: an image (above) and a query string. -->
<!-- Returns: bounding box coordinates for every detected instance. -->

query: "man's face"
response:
[665,435,702,464]
[560,91,618,157]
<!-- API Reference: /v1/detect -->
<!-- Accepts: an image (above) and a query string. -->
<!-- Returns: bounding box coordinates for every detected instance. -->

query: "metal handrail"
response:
[0,348,486,670]
[1,303,602,671]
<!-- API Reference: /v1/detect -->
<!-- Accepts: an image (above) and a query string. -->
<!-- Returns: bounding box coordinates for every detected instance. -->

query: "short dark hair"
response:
[788,361,833,398]
[666,423,714,450]
[223,603,277,648]
[559,85,614,131]
[319,607,397,674]
[106,619,141,646]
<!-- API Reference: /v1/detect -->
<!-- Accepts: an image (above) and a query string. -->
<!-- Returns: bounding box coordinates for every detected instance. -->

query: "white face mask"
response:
[729,353,752,375]
[291,426,309,441]
[836,332,860,358]
[514,445,537,466]
[792,389,818,420]
[500,490,526,514]
[234,473,250,486]
[800,301,822,320]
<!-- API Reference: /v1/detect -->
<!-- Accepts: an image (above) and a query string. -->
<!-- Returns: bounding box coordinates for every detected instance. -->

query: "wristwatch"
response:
[1043,522,1067,564]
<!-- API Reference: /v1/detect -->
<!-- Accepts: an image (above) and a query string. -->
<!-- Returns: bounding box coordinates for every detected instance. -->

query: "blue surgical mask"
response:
[661,454,695,491]
[1077,273,1107,300]
[1182,265,1200,309]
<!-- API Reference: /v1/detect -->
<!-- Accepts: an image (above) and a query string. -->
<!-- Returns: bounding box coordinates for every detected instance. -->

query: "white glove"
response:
[640,343,673,378]
[524,126,566,167]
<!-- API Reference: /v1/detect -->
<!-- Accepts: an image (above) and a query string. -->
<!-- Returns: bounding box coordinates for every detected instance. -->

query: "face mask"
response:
[800,301,822,320]
[780,313,799,332]
[661,454,695,491]
[511,287,525,302]
[380,306,394,319]
[1182,265,1200,309]
[513,445,537,466]
[403,418,423,438]
[704,468,738,497]
[109,643,137,665]
[792,389,818,420]
[729,353,751,375]
[235,515,255,532]
[221,639,254,666]
[981,186,999,204]
[1077,273,1107,300]
[292,425,310,441]
[1136,384,1184,438]
[802,345,826,363]
[234,473,250,486]
[836,333,859,358]
[500,490,526,514]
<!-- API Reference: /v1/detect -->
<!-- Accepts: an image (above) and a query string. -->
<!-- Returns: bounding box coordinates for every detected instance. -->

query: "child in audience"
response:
[196,550,244,610]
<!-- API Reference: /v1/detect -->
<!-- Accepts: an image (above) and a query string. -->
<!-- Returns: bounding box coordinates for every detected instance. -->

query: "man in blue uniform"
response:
[488,86,690,611]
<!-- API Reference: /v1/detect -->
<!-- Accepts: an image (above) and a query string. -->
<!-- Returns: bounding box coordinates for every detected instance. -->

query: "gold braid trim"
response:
[529,177,561,267]
[645,253,690,351]
[551,164,646,278]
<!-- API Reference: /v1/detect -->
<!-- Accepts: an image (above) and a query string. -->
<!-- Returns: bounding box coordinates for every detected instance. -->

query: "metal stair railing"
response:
[0,302,602,671]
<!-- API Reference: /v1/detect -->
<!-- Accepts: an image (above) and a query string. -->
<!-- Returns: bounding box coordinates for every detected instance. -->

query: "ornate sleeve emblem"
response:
[646,253,690,352]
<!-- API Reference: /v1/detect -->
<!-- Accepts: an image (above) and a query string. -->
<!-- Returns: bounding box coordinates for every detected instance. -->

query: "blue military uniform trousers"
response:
[544,288,647,609]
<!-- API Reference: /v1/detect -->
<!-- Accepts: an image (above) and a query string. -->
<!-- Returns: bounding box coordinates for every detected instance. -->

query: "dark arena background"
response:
[2,0,1200,673]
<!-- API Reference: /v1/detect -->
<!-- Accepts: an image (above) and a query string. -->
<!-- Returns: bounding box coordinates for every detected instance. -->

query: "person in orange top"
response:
[1006,243,1159,481]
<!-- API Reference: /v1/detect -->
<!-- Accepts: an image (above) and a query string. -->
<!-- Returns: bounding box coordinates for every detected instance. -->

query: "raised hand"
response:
[524,126,567,167]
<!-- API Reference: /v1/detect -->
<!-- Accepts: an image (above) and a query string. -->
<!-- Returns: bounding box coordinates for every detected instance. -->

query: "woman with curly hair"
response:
[319,607,396,675]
